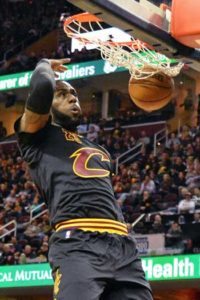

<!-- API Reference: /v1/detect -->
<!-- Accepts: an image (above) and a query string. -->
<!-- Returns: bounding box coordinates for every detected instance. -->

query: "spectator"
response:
[4,189,16,205]
[172,156,186,173]
[140,175,156,194]
[184,143,195,157]
[151,214,165,233]
[128,181,141,204]
[123,128,136,148]
[112,121,124,139]
[19,244,37,264]
[192,187,200,208]
[178,214,186,225]
[138,130,150,148]
[37,241,48,262]
[39,218,51,235]
[112,140,122,159]
[158,151,171,172]
[144,153,159,172]
[192,212,200,224]
[173,171,186,188]
[24,220,43,241]
[137,190,154,213]
[158,173,176,196]
[86,125,98,142]
[193,136,200,153]
[178,191,195,214]
[165,222,183,249]
[178,125,193,147]
[171,143,183,158]
[1,243,15,265]
[179,187,190,199]
[8,236,23,253]
[166,132,180,148]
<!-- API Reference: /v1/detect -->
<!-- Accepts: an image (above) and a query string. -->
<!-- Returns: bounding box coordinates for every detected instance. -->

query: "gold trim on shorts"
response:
[55,218,128,235]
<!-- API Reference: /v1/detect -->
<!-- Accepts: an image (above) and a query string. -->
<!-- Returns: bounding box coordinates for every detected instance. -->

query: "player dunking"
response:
[15,58,153,300]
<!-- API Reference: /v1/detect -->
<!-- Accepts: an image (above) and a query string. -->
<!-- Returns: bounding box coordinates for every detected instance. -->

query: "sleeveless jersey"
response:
[15,120,124,226]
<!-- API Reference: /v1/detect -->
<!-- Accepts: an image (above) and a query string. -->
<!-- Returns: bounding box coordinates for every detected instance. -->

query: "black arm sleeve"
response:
[26,59,56,114]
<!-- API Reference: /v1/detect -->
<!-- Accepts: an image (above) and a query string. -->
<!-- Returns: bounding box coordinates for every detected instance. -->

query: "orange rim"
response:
[63,12,152,50]
[64,12,103,26]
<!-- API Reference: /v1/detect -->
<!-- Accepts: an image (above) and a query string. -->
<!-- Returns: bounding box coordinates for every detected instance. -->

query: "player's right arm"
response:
[20,58,70,133]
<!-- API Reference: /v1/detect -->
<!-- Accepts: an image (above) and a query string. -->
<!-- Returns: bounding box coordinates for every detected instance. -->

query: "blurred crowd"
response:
[1,121,200,264]
[0,0,81,62]
[0,46,101,76]
[0,0,101,76]
[0,143,50,265]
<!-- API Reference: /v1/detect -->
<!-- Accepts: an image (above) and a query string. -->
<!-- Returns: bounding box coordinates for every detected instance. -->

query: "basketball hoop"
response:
[63,12,183,79]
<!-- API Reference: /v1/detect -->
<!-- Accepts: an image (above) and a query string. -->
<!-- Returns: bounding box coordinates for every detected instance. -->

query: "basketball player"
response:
[15,58,153,300]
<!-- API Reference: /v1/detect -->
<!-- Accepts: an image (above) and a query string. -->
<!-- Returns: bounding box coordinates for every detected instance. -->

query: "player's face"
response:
[51,81,82,131]
[52,81,82,120]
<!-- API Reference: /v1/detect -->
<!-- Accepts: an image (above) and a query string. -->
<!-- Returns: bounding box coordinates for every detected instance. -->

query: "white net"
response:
[100,42,183,79]
[64,14,184,79]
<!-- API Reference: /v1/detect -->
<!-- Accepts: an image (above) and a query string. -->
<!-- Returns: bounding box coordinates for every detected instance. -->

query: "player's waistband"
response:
[55,218,128,236]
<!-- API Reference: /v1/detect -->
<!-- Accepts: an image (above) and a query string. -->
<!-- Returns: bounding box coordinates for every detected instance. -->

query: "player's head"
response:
[51,80,82,131]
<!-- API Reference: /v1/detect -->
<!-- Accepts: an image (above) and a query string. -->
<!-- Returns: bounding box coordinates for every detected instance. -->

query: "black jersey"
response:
[15,120,124,226]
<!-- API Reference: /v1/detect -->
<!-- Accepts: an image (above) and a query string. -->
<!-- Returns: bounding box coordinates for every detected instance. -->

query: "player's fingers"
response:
[57,65,68,72]
[60,65,68,70]
[53,64,67,71]
[60,58,71,64]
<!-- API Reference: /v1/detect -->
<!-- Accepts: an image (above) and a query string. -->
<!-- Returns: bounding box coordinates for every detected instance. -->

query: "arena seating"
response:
[0,0,101,76]
[1,121,200,264]
[0,0,81,62]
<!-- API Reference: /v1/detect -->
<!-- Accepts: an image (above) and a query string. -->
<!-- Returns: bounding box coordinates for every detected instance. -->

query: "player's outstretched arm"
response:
[20,58,70,133]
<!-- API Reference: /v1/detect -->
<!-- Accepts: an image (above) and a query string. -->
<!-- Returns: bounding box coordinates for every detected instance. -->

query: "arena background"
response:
[0,0,200,299]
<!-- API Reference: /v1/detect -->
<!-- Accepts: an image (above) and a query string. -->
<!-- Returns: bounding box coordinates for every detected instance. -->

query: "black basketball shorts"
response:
[48,230,153,300]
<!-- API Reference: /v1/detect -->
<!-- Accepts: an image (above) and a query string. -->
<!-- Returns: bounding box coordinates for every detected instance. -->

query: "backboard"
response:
[66,0,200,73]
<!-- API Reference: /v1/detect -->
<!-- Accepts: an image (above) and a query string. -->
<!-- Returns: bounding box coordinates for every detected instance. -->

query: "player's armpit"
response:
[19,108,49,133]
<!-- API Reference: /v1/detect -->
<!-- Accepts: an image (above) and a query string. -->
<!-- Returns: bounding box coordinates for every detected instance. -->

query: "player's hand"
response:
[48,58,70,73]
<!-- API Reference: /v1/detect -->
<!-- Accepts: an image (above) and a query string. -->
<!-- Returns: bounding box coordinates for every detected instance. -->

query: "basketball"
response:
[128,73,174,112]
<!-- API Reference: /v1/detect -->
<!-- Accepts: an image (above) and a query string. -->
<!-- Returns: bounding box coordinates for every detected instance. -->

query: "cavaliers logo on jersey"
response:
[62,128,82,144]
[70,147,110,178]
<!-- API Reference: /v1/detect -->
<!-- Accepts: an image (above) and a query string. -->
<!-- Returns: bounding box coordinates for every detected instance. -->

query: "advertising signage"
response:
[0,60,125,92]
[0,263,52,288]
[0,254,200,288]
[142,255,199,281]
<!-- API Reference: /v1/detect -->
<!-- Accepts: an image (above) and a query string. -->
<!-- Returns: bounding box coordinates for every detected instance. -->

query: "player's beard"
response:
[51,107,81,132]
